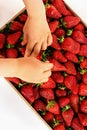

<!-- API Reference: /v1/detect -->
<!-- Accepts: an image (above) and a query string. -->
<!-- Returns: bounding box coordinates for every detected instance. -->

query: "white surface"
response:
[0,78,51,130]
[64,0,87,27]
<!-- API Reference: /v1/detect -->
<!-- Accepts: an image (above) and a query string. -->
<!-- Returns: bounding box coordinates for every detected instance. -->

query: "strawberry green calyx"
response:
[52,118,60,128]
[66,127,72,130]
[57,36,65,43]
[57,83,66,90]
[63,72,67,77]
[62,105,71,112]
[39,110,46,115]
[41,48,52,62]
[80,96,86,101]
[66,29,73,36]
[5,43,14,48]
[78,67,87,75]
[18,82,29,88]
[78,56,84,63]
[46,100,56,109]
[5,22,12,30]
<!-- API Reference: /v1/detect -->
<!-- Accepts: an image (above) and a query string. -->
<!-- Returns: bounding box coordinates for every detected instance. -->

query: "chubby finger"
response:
[43,70,52,78]
[41,40,48,50]
[47,33,53,46]
[21,34,27,46]
[43,62,53,71]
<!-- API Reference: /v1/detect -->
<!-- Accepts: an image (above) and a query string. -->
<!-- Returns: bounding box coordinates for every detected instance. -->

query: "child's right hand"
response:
[16,56,53,83]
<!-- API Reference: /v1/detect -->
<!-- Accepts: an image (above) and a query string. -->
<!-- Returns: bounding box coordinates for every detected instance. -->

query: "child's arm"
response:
[23,0,52,57]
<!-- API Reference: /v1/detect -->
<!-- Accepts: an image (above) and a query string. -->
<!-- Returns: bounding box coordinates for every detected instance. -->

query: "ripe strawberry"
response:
[80,58,87,69]
[61,37,80,54]
[48,20,59,33]
[82,72,87,84]
[79,45,87,57]
[51,34,61,50]
[52,50,67,63]
[72,30,87,44]
[19,47,26,56]
[6,77,21,85]
[79,83,87,96]
[33,99,46,111]
[55,89,67,97]
[52,0,71,16]
[69,93,79,113]
[58,97,70,108]
[0,50,5,58]
[19,13,27,23]
[7,31,22,45]
[33,86,40,100]
[78,113,87,126]
[71,117,84,130]
[80,100,87,113]
[63,16,80,28]
[40,77,56,89]
[49,59,66,71]
[52,72,64,83]
[55,28,65,38]
[46,100,60,115]
[62,108,74,126]
[6,48,18,58]
[40,88,55,100]
[20,84,34,104]
[0,33,6,49]
[76,71,82,82]
[64,61,76,75]
[64,75,78,94]
[55,114,64,123]
[65,51,78,63]
[54,124,65,130]
[46,4,61,19]
[10,21,23,31]
[74,23,85,34]
[43,112,54,124]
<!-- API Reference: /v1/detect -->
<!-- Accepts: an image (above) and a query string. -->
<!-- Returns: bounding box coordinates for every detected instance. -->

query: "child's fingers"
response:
[43,62,53,71]
[41,41,47,50]
[21,34,27,45]
[24,42,34,57]
[47,33,53,46]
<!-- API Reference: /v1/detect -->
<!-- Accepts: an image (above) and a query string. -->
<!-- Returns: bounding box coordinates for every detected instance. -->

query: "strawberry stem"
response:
[62,105,71,112]
[47,100,56,109]
[80,96,86,101]
[5,44,14,48]
[66,29,73,36]
[52,119,60,128]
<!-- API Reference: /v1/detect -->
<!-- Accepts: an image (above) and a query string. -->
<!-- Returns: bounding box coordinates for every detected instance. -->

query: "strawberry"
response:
[54,124,65,130]
[46,4,61,19]
[63,16,80,28]
[79,83,87,96]
[69,93,79,113]
[64,75,78,94]
[72,30,87,44]
[0,33,6,49]
[43,112,54,124]
[52,0,71,16]
[64,61,76,75]
[52,50,67,63]
[55,114,64,123]
[19,47,26,56]
[42,0,48,4]
[79,45,87,57]
[6,48,18,58]
[62,107,74,126]
[49,59,66,71]
[20,84,34,104]
[40,88,55,100]
[61,37,80,54]
[58,97,70,108]
[40,77,56,89]
[10,21,23,31]
[80,58,87,69]
[33,99,46,111]
[48,20,59,33]
[65,51,78,63]
[78,113,87,126]
[0,50,6,58]
[51,34,61,50]
[74,23,85,34]
[82,72,87,84]
[19,13,27,23]
[71,117,84,130]
[46,100,60,115]
[52,72,64,83]
[55,89,67,97]
[6,77,21,85]
[33,86,40,100]
[80,100,87,113]
[76,71,82,82]
[7,31,22,45]
[55,28,65,38]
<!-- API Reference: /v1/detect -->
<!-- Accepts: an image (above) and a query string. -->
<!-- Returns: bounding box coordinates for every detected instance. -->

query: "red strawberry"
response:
[80,58,87,69]
[43,112,54,124]
[52,72,64,83]
[55,114,64,123]
[72,30,87,44]
[79,83,87,96]
[51,34,61,50]
[69,93,79,113]
[7,31,22,45]
[19,47,26,56]
[71,117,84,130]
[52,0,71,16]
[20,84,34,103]
[79,45,87,57]
[80,100,87,113]
[48,20,59,33]
[64,75,78,94]
[61,37,80,54]
[74,23,85,34]
[19,13,27,23]
[42,0,48,4]
[40,77,56,89]
[46,100,60,115]
[65,51,78,63]
[58,97,70,108]
[46,4,61,19]
[10,21,23,31]
[54,124,65,130]
[49,59,66,71]
[55,28,65,38]
[6,77,21,85]
[6,48,18,58]
[40,88,55,100]
[52,50,67,63]
[82,72,87,84]
[0,50,6,58]
[0,33,6,49]
[63,16,80,28]
[33,99,46,111]
[76,71,82,82]
[78,113,87,126]
[33,86,40,100]
[62,108,74,126]
[56,89,67,97]
[64,61,76,75]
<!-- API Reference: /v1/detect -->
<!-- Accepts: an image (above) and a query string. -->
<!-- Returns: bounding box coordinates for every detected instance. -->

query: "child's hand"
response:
[23,16,52,57]
[16,56,53,83]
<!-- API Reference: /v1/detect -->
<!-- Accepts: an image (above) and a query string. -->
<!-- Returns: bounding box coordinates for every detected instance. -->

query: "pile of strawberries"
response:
[0,0,87,129]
